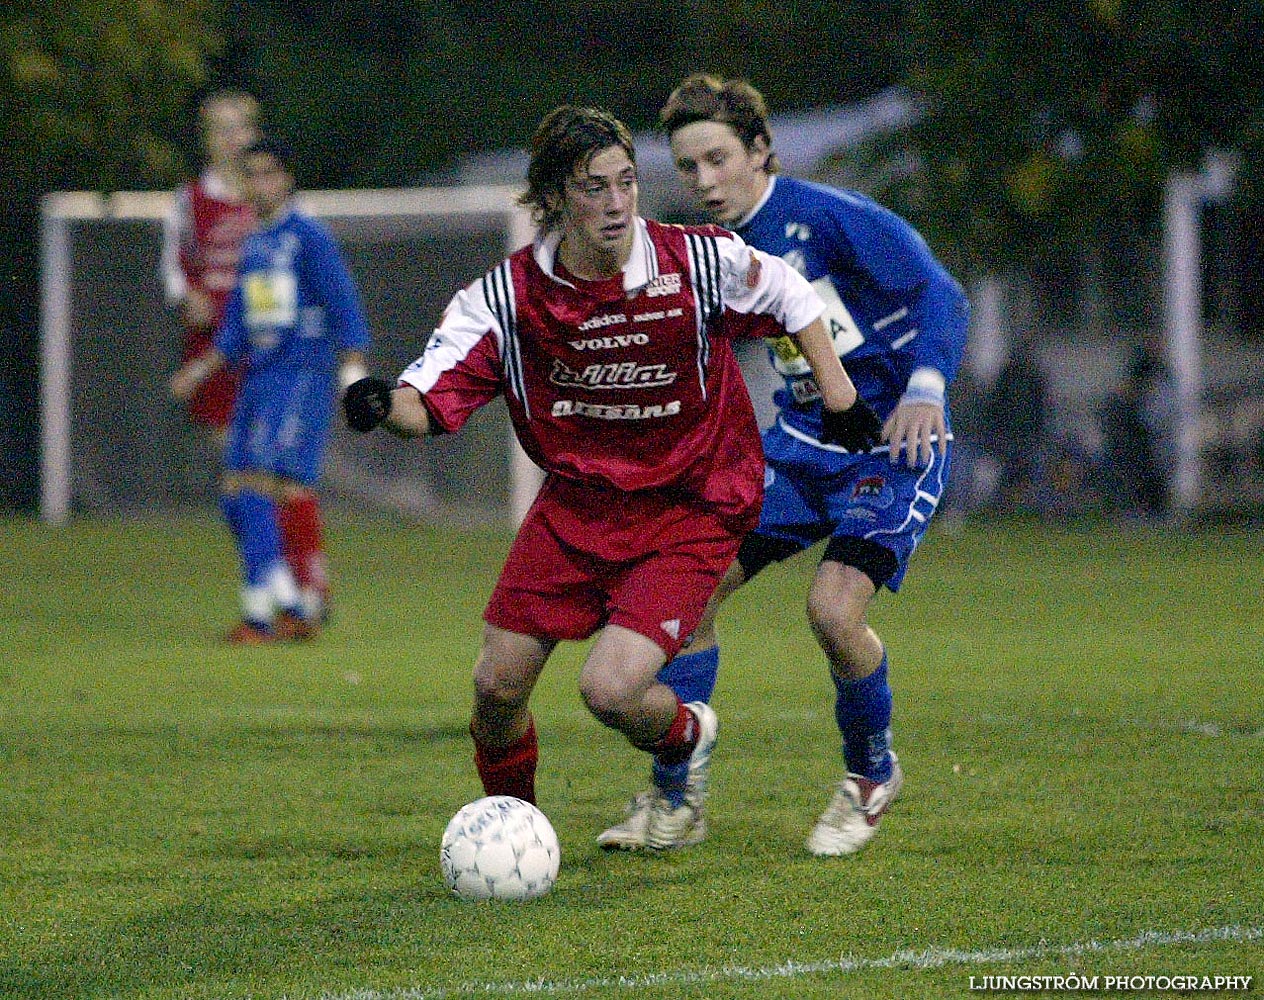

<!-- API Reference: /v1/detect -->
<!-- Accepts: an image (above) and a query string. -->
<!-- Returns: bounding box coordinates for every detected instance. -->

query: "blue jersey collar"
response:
[735,174,777,231]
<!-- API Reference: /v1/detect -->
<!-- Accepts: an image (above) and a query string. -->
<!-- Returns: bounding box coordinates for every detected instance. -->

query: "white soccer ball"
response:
[440,795,560,902]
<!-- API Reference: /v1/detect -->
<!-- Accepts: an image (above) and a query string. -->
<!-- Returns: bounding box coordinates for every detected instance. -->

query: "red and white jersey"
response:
[160,169,256,339]
[399,217,825,529]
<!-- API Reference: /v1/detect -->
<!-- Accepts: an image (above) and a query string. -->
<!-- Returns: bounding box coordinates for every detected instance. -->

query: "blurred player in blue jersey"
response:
[171,136,372,643]
[598,75,970,854]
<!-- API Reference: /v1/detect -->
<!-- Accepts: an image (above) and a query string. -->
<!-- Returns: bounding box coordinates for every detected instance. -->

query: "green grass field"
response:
[2,511,1261,999]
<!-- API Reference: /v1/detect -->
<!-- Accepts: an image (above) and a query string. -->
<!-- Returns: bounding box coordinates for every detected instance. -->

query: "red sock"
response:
[649,700,698,765]
[472,719,538,804]
[279,492,327,594]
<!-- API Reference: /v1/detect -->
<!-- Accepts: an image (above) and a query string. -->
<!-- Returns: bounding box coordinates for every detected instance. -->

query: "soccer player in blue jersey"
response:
[598,75,970,854]
[171,136,372,643]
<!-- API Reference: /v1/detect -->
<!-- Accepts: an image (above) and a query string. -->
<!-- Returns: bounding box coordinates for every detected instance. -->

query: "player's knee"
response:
[577,671,637,729]
[805,574,872,662]
[577,676,620,726]
[805,587,859,647]
[472,646,534,713]
[472,662,527,715]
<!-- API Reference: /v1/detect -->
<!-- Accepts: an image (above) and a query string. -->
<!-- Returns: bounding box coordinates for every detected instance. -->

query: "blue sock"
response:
[220,491,246,546]
[657,645,719,704]
[833,653,894,782]
[652,647,720,807]
[228,489,283,588]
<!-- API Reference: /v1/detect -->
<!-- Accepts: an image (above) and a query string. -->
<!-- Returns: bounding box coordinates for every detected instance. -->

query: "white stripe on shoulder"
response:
[685,233,721,399]
[480,261,528,416]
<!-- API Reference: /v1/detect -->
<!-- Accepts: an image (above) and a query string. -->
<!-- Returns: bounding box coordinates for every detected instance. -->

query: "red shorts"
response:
[189,367,241,430]
[182,330,241,430]
[484,477,742,659]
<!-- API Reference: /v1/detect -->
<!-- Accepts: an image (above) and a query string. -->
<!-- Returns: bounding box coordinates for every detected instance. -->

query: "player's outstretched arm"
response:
[792,318,883,451]
[170,348,226,402]
[792,317,856,412]
[383,386,431,437]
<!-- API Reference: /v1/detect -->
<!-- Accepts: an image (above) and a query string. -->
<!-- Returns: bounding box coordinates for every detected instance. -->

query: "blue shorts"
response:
[752,419,952,591]
[223,365,334,486]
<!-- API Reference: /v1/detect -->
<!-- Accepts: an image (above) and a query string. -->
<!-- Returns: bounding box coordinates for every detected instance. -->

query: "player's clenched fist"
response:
[819,396,882,452]
[343,376,394,433]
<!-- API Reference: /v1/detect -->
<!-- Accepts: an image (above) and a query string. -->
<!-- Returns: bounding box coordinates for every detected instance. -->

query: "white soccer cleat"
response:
[805,753,904,857]
[597,790,709,850]
[644,701,718,850]
[643,790,707,850]
[596,791,654,851]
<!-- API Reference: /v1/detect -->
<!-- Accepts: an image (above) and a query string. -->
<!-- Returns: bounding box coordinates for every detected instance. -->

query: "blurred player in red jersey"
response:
[343,105,881,847]
[162,90,332,623]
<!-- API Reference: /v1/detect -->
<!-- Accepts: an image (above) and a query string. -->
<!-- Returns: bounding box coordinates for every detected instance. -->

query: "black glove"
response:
[343,376,394,433]
[820,397,882,451]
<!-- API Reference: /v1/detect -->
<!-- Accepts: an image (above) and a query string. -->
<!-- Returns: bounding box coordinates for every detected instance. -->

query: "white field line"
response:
[970,712,1264,739]
[303,924,1262,1000]
[761,709,1264,738]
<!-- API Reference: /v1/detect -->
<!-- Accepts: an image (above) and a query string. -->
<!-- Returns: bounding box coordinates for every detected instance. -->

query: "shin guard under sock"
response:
[833,653,894,782]
[472,719,539,804]
[657,645,719,704]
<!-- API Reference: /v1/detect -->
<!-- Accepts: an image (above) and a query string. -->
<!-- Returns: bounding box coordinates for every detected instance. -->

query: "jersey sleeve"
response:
[397,276,505,434]
[716,231,825,335]
[301,221,372,352]
[213,281,247,362]
[160,185,193,307]
[825,203,969,385]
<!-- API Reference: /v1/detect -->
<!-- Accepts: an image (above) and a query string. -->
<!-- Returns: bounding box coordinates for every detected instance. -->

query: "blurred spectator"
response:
[1098,342,1177,520]
[936,363,991,518]
[981,335,1049,513]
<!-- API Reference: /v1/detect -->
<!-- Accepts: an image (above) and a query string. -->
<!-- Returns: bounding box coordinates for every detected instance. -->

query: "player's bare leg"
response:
[596,563,745,850]
[470,625,554,804]
[578,624,674,743]
[584,624,717,849]
[806,561,883,679]
[805,560,902,856]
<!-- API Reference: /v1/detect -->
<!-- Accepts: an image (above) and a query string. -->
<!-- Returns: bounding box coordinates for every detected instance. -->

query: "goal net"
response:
[39,186,542,526]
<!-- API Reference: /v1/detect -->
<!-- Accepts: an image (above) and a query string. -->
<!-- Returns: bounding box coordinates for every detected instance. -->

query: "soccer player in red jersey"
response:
[344,105,881,847]
[163,90,334,624]
[162,89,259,443]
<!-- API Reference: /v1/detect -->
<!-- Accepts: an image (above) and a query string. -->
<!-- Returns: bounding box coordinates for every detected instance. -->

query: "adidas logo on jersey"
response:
[577,313,628,332]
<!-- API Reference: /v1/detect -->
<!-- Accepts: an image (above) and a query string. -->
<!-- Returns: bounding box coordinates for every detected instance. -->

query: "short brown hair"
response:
[520,105,637,231]
[659,74,780,174]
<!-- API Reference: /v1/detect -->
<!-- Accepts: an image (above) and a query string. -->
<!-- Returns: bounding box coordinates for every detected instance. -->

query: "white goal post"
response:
[39,184,543,526]
[1161,152,1238,518]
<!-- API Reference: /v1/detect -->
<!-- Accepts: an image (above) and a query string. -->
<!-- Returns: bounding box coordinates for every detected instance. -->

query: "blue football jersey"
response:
[216,206,371,375]
[217,205,371,485]
[736,176,969,442]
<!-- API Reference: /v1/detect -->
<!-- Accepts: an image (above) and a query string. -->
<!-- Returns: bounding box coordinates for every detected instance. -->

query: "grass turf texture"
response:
[1,511,1261,999]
